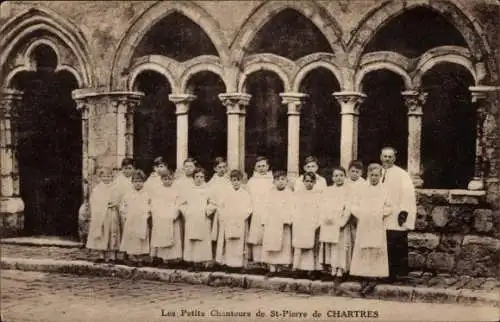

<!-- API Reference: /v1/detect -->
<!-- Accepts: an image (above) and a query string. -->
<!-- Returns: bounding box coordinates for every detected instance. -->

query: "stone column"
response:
[0,89,25,237]
[402,90,428,188]
[218,93,251,171]
[168,94,196,171]
[333,91,366,170]
[280,92,308,179]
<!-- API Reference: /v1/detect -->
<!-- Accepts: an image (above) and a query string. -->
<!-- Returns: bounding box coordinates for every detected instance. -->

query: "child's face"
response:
[122,165,135,178]
[303,177,315,190]
[193,172,205,186]
[368,170,381,186]
[161,176,173,187]
[332,170,345,186]
[214,162,227,177]
[255,160,269,175]
[303,162,319,173]
[231,177,242,190]
[348,167,362,181]
[274,176,288,190]
[184,162,196,176]
[132,178,144,191]
[154,164,167,175]
[100,173,113,184]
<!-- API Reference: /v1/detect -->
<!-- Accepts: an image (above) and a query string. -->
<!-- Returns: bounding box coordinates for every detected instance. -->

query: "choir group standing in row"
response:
[86,147,416,294]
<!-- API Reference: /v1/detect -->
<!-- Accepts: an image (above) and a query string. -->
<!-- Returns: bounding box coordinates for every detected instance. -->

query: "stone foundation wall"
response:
[0,197,25,238]
[408,190,500,277]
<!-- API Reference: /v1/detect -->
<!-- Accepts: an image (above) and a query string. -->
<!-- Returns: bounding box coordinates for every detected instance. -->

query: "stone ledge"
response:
[1,257,498,308]
[1,237,83,248]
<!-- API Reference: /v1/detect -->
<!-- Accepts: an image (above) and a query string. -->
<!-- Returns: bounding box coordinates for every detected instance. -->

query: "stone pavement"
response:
[1,270,498,322]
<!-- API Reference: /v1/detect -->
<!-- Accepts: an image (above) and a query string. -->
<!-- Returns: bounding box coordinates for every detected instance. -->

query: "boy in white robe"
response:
[215,170,252,272]
[86,167,120,262]
[110,158,135,263]
[119,170,152,266]
[173,157,197,193]
[179,167,217,271]
[350,163,393,295]
[293,156,328,192]
[292,172,322,280]
[246,156,274,265]
[150,171,183,266]
[319,167,352,280]
[208,157,231,259]
[262,171,293,277]
[144,156,169,197]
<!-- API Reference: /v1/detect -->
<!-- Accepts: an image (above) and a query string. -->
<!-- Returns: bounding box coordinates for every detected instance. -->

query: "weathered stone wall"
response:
[409,190,500,277]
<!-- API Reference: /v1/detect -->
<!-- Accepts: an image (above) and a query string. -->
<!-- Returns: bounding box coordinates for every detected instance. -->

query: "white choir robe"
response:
[150,185,183,260]
[350,183,393,277]
[172,175,194,196]
[112,173,134,231]
[179,184,216,263]
[262,188,294,265]
[381,165,417,231]
[144,173,163,197]
[86,182,120,251]
[215,188,252,267]
[119,189,151,255]
[292,189,321,271]
[293,174,328,192]
[246,171,274,263]
[208,174,232,242]
[318,185,352,271]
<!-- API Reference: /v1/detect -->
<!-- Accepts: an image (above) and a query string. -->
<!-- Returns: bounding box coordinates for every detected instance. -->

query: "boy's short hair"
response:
[348,160,364,171]
[303,171,317,182]
[131,169,146,181]
[153,156,166,167]
[332,166,346,175]
[255,156,269,164]
[273,170,288,180]
[304,155,319,166]
[213,156,226,168]
[121,157,135,168]
[192,167,206,176]
[229,169,244,180]
[97,167,113,177]
[160,170,173,180]
[184,157,197,166]
[367,163,383,174]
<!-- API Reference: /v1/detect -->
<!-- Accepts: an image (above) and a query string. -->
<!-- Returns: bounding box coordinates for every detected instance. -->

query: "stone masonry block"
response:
[426,252,456,272]
[431,206,449,228]
[408,232,440,249]
[408,251,427,269]
[415,205,430,231]
[473,209,494,233]
[436,234,463,254]
[463,235,500,250]
[373,284,414,302]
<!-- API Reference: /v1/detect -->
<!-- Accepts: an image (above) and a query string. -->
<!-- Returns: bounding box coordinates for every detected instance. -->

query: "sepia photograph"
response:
[0,0,499,321]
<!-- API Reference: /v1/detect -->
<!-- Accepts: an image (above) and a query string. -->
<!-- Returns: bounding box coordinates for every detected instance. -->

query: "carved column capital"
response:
[0,89,23,118]
[280,92,308,115]
[72,90,143,115]
[402,90,428,116]
[333,91,366,115]
[169,94,197,115]
[218,93,251,115]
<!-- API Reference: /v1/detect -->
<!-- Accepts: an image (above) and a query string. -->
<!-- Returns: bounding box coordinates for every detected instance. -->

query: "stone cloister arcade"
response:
[0,1,498,238]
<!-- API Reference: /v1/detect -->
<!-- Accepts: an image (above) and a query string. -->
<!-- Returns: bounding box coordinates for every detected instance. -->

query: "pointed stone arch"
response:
[111,1,229,91]
[231,0,345,66]
[348,0,492,72]
[0,6,95,88]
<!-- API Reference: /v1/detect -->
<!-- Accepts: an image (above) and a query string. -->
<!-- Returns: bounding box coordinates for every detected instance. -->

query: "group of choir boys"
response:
[86,152,412,293]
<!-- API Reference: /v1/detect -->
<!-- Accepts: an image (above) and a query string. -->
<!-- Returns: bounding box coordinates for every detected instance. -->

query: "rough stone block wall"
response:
[408,191,500,277]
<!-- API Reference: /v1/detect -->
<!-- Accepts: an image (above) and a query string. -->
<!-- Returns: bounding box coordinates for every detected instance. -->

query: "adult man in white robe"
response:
[380,147,417,281]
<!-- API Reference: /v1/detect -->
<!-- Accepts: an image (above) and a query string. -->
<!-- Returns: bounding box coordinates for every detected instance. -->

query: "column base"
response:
[411,176,424,188]
[0,197,25,238]
[467,177,485,191]
[78,202,90,243]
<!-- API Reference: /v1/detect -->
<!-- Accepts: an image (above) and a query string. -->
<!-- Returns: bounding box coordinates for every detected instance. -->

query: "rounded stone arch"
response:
[239,63,292,93]
[0,7,95,88]
[127,55,181,93]
[111,1,229,91]
[413,46,477,87]
[293,54,344,91]
[349,0,492,71]
[355,52,412,91]
[180,56,227,94]
[231,0,345,66]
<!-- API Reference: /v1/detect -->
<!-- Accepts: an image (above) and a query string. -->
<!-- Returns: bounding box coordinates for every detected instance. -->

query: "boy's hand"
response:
[398,211,408,226]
